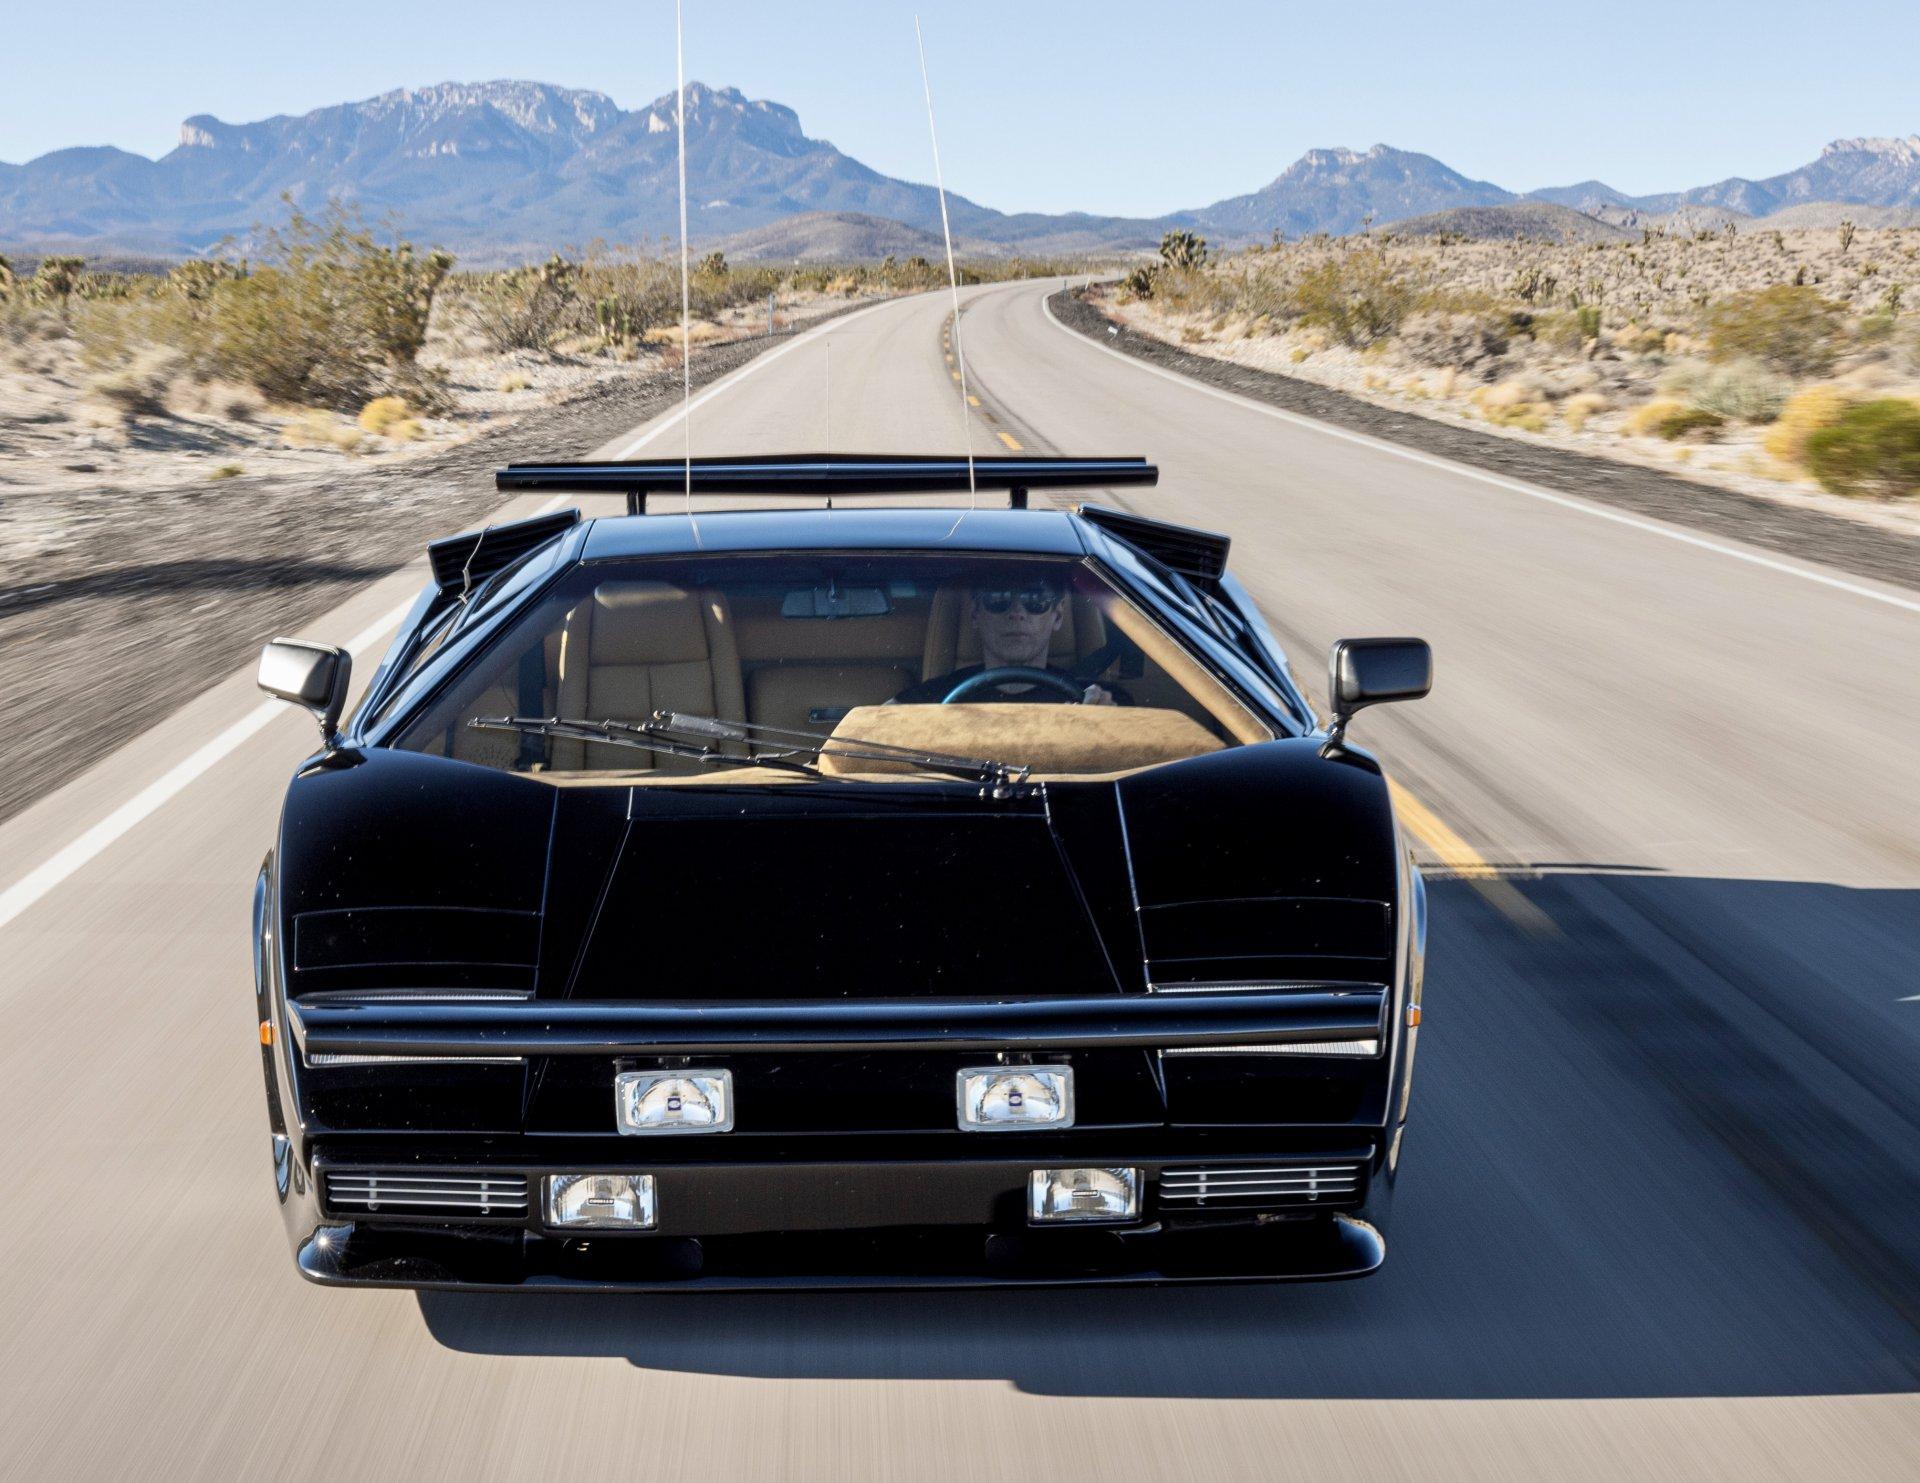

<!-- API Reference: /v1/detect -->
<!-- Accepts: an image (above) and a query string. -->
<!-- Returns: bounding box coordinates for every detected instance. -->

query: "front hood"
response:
[276,741,1401,1003]
[565,786,1126,999]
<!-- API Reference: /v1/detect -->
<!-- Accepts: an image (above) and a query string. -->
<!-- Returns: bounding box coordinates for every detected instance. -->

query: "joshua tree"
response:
[1157,230,1209,271]
[1838,219,1857,255]
[32,255,85,318]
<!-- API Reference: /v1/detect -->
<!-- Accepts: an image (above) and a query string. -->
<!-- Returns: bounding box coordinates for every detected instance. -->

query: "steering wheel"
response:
[942,666,1086,704]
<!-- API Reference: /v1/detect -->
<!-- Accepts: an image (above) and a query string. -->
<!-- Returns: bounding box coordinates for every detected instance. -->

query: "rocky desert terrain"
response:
[1104,223,1920,531]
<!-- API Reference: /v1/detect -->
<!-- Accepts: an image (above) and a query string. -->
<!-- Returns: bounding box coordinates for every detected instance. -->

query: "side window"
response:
[1092,546,1307,736]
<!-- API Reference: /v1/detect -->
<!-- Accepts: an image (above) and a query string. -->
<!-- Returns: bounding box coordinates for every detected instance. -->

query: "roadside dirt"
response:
[1049,288,1920,595]
[0,313,862,827]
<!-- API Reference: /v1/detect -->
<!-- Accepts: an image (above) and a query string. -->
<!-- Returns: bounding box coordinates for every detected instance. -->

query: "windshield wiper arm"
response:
[471,712,1031,788]
[646,711,1029,788]
[467,716,825,777]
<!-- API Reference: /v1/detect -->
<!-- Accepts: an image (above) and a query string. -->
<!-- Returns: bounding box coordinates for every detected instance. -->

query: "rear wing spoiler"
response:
[494,453,1157,514]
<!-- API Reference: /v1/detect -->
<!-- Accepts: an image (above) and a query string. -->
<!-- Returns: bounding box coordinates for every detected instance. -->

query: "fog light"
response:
[615,1069,733,1134]
[957,1066,1074,1131]
[1028,1167,1141,1224]
[545,1172,657,1229]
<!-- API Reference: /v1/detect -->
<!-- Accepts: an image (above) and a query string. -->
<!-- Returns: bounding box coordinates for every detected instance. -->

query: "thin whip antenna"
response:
[915,15,976,512]
[674,0,701,545]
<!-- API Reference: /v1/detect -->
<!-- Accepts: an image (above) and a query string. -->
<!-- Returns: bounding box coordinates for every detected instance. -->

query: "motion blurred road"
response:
[3,280,1917,1479]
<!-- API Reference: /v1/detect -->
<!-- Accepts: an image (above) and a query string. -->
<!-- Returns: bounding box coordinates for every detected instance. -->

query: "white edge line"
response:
[0,300,919,933]
[1041,294,1920,619]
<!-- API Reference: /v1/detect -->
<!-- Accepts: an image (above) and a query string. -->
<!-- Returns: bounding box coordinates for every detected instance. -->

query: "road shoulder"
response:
[1048,288,1920,596]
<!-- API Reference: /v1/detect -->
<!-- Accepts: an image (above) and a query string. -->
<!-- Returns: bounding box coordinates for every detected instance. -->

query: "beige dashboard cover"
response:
[818,703,1224,777]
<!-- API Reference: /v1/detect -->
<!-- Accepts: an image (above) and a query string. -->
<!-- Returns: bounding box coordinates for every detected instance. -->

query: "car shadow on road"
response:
[418,873,1920,1399]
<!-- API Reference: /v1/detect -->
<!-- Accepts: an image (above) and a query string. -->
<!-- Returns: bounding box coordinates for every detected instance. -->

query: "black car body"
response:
[255,456,1431,1289]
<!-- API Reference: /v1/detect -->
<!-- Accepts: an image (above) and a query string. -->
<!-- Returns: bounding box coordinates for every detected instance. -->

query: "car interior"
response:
[400,557,1269,780]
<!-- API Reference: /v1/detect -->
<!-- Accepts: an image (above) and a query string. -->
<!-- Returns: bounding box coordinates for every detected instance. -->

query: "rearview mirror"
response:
[258,638,352,744]
[1326,637,1431,749]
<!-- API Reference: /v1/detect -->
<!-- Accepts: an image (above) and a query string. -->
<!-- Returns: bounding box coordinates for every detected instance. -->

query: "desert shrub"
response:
[1560,392,1608,432]
[1471,376,1549,431]
[166,260,247,302]
[1535,304,1603,351]
[285,408,363,453]
[1626,399,1725,440]
[462,254,580,352]
[1763,386,1858,466]
[1291,249,1416,346]
[1803,399,1920,497]
[1703,285,1846,377]
[1662,360,1793,423]
[85,205,456,409]
[498,371,533,393]
[357,395,412,435]
[1121,264,1158,300]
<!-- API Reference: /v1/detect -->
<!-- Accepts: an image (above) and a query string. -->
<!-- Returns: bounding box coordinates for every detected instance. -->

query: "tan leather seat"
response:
[919,580,1107,682]
[549,581,744,771]
[749,663,914,735]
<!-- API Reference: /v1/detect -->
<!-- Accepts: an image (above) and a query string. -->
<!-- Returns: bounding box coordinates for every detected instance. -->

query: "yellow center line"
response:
[1388,780,1555,933]
[996,431,1023,451]
[950,370,962,382]
[966,395,980,407]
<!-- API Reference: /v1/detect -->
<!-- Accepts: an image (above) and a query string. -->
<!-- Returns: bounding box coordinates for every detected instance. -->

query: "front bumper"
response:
[270,987,1405,1290]
[281,1139,1390,1290]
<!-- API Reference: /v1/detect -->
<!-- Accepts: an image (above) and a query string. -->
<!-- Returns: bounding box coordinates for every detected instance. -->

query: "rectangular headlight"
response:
[1028,1167,1141,1224]
[956,1065,1074,1131]
[615,1069,733,1134]
[544,1172,657,1229]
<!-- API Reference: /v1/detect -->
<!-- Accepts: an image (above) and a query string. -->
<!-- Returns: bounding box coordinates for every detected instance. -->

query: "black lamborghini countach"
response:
[254,455,1432,1289]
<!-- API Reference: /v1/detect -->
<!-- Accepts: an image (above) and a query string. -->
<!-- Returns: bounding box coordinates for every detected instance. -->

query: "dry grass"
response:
[1111,224,1920,503]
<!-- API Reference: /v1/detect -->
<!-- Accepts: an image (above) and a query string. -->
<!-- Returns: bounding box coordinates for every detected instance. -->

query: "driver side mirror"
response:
[258,638,352,745]
[1325,637,1431,750]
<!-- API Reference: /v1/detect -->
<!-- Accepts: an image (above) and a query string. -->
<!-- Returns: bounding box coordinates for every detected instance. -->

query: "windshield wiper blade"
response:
[467,716,825,777]
[470,712,1031,788]
[647,711,1029,788]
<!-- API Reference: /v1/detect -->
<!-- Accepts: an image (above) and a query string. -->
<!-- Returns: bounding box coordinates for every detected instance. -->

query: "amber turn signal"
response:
[259,1021,274,1046]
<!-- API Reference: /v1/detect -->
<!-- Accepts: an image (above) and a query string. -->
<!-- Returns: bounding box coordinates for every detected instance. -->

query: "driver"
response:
[891,576,1120,705]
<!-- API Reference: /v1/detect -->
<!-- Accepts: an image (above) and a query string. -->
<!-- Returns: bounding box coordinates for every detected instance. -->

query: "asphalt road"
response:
[2,280,1917,1480]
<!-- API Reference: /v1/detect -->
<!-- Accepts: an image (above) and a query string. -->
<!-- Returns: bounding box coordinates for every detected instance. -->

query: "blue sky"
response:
[3,0,1916,214]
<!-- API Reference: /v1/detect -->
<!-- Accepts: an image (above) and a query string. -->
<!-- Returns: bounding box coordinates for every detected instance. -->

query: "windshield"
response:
[393,553,1273,781]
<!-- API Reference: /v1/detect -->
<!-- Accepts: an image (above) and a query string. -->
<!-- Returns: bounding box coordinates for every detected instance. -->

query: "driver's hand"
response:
[1082,684,1116,706]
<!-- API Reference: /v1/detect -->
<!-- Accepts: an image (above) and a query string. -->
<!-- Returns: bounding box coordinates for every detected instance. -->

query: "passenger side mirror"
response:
[1325,637,1431,751]
[258,638,352,745]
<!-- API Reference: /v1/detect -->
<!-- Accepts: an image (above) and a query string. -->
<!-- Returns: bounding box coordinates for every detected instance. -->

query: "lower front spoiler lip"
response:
[296,1215,1385,1291]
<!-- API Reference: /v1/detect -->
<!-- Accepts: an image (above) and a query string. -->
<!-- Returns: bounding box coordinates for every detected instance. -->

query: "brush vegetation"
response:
[1112,223,1920,500]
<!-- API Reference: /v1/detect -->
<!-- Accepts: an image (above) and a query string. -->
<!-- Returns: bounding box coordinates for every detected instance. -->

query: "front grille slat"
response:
[324,1169,529,1218]
[1158,1162,1365,1209]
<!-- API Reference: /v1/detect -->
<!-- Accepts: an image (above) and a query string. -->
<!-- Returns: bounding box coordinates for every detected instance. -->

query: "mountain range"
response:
[2,80,1917,261]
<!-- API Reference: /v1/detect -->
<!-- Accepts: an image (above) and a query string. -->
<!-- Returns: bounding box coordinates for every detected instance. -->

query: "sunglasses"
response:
[977,588,1061,615]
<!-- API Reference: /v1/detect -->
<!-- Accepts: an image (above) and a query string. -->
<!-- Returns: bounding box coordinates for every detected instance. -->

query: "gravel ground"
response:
[1049,288,1920,594]
[0,317,851,826]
